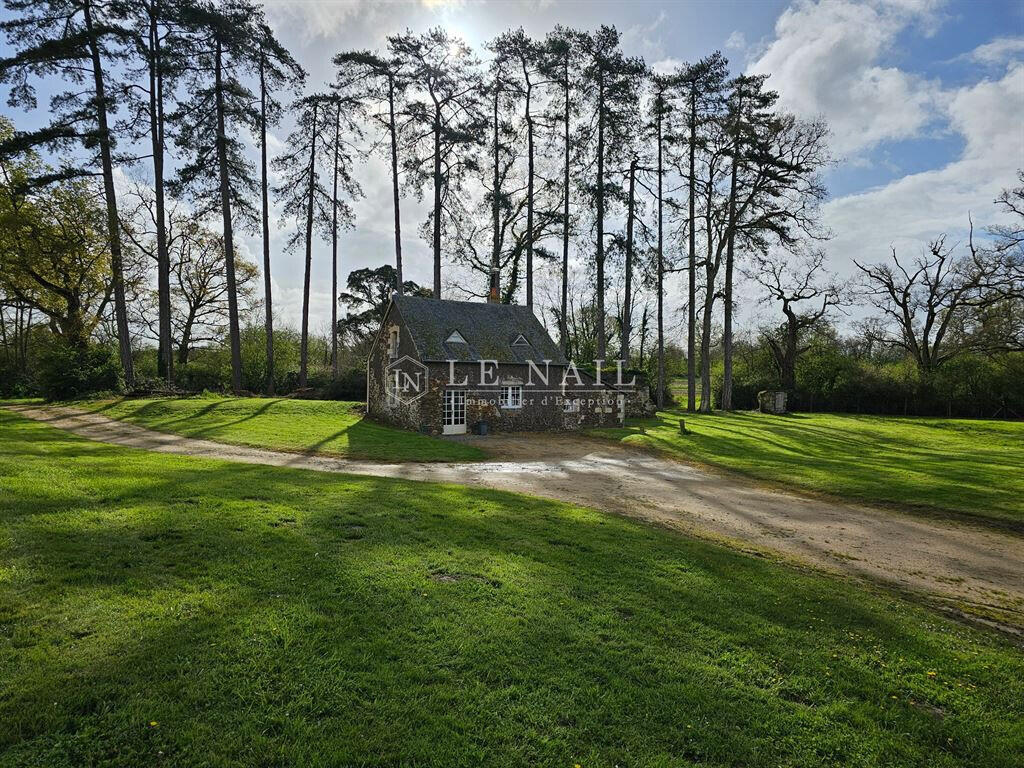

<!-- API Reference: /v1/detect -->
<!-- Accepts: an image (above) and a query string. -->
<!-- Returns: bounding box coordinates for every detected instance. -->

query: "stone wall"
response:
[366,303,425,431]
[757,390,788,414]
[620,375,656,418]
[419,362,624,434]
[367,304,627,434]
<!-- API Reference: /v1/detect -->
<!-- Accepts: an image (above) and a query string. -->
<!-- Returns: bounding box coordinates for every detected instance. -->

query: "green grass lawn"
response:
[77,395,484,462]
[590,411,1024,527]
[1,411,1022,766]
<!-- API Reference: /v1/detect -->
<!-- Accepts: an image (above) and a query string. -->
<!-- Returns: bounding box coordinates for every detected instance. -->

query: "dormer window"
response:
[446,330,467,344]
[511,334,529,346]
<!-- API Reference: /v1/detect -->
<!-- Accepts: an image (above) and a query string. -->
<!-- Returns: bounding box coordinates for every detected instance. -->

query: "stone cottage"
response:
[366,294,628,435]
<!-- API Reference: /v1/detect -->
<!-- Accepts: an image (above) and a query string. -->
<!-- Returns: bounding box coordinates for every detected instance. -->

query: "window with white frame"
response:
[499,385,522,409]
[388,328,399,358]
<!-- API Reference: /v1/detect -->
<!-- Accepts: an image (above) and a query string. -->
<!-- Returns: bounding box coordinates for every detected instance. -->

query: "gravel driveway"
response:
[8,403,1024,633]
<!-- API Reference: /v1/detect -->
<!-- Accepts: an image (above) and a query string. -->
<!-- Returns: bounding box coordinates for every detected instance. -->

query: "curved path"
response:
[8,403,1024,631]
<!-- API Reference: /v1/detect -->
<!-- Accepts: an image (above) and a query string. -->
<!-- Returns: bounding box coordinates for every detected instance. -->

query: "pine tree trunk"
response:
[149,2,172,387]
[722,88,744,412]
[84,0,133,386]
[723,177,737,410]
[299,100,319,388]
[524,65,534,309]
[331,100,340,379]
[687,87,696,412]
[0,308,8,362]
[700,217,715,414]
[638,304,648,367]
[389,76,403,294]
[656,97,665,408]
[214,37,242,394]
[259,53,275,395]
[595,67,606,360]
[699,289,714,413]
[490,83,500,300]
[560,55,570,355]
[432,107,442,299]
[622,156,636,366]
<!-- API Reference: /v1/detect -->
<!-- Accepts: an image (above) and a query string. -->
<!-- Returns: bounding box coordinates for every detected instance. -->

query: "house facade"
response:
[367,295,628,435]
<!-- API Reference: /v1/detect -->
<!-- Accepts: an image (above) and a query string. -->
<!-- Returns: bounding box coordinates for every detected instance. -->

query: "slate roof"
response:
[392,294,568,365]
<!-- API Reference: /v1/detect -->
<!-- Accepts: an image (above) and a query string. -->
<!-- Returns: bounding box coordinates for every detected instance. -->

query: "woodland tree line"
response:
[1,0,1022,415]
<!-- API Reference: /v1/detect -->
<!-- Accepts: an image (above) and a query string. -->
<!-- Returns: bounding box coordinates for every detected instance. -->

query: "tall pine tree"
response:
[580,26,644,360]
[0,0,136,383]
[273,93,358,387]
[540,26,585,353]
[171,0,263,393]
[255,21,303,394]
[721,73,776,410]
[120,0,188,386]
[678,53,727,411]
[391,28,484,299]
[333,49,408,292]
[647,71,681,407]
[491,28,545,308]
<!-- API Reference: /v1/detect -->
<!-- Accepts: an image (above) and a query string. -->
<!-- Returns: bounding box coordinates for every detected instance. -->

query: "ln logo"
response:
[385,355,428,405]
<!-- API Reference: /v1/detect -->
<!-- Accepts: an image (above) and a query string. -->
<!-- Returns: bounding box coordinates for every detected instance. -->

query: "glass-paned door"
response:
[443,389,467,435]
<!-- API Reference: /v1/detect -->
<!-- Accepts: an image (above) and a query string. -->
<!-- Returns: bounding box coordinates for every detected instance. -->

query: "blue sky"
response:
[1,0,1022,334]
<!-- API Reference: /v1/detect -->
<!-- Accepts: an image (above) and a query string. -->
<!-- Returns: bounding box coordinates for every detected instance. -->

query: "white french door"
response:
[443,389,467,435]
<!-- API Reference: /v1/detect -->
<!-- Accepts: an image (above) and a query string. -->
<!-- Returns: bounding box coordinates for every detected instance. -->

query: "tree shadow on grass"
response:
[3,420,1024,765]
[607,411,1023,528]
[125,397,281,436]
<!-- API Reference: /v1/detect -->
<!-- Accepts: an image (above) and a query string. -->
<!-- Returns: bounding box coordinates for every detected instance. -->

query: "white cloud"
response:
[746,0,1023,292]
[823,62,1024,277]
[261,0,467,42]
[651,57,682,75]
[748,0,944,157]
[262,1,373,41]
[965,36,1024,66]
[621,11,670,62]
[725,30,746,51]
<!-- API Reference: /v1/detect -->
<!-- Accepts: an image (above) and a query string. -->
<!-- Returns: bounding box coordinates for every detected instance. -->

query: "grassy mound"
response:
[80,395,484,462]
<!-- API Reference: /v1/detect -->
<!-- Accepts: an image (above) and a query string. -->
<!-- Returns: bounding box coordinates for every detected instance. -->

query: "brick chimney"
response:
[488,267,500,303]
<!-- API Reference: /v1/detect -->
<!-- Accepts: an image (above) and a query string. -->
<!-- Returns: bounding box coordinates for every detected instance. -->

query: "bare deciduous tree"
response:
[854,228,1014,372]
[125,201,258,364]
[749,248,842,391]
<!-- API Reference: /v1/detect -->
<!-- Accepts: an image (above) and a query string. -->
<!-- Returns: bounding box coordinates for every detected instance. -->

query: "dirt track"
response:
[8,403,1024,631]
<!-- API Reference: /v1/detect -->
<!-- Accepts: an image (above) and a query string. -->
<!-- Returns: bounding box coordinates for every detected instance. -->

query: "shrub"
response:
[319,368,366,401]
[132,348,159,380]
[176,358,229,393]
[0,359,34,397]
[38,341,123,400]
[240,325,303,394]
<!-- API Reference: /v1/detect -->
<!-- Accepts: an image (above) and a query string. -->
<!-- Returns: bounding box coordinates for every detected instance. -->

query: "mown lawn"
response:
[589,411,1024,527]
[78,395,484,462]
[1,411,1022,767]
